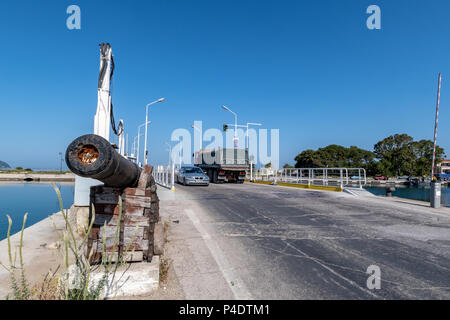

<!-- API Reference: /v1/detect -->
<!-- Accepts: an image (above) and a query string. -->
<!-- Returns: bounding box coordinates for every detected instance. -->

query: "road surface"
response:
[159,182,450,300]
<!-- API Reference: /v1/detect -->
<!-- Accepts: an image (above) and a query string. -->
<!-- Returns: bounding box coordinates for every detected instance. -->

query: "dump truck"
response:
[194,148,249,183]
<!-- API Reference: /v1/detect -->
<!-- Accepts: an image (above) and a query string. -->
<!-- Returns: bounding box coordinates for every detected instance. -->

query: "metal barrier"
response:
[248,167,367,188]
[153,164,175,191]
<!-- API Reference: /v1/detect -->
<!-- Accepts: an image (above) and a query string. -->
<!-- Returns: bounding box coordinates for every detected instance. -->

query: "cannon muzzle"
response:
[65,134,141,188]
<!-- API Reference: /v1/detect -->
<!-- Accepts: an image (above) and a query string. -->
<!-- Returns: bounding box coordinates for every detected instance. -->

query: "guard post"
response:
[430,180,441,208]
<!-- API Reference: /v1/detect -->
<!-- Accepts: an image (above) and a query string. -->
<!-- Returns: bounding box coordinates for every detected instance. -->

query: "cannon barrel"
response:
[65,134,141,188]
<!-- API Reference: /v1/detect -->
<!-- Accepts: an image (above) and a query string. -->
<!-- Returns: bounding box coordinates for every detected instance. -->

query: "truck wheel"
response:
[207,169,212,181]
[212,169,218,183]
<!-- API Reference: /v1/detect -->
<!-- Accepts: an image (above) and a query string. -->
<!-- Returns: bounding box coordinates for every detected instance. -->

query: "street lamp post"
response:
[144,98,165,165]
[59,152,63,172]
[165,141,172,165]
[132,137,138,160]
[132,134,143,163]
[179,144,183,168]
[245,122,262,150]
[137,121,151,165]
[192,124,202,164]
[221,105,238,148]
[192,124,202,152]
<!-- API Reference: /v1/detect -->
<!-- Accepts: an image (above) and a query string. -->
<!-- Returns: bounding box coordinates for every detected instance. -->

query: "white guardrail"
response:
[247,167,367,189]
[153,164,176,191]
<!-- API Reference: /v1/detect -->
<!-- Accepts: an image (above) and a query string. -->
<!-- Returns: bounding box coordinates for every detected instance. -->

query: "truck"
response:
[194,147,249,183]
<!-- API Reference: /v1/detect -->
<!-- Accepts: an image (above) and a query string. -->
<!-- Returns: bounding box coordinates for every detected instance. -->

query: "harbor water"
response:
[0,182,74,240]
[364,184,450,207]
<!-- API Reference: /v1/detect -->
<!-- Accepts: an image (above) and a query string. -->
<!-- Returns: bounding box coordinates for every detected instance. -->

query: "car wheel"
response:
[183,178,187,186]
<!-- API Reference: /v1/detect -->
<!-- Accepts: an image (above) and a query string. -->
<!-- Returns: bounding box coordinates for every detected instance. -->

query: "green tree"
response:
[295,145,375,169]
[264,162,272,168]
[373,134,445,177]
[295,149,324,168]
[293,134,446,178]
[411,139,445,176]
[373,134,415,176]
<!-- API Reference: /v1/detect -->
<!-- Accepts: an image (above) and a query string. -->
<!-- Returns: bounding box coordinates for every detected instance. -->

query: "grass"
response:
[0,183,138,300]
[159,257,171,284]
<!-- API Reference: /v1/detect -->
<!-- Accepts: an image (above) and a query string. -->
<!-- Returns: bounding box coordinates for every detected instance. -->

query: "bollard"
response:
[430,180,441,208]
[386,187,395,197]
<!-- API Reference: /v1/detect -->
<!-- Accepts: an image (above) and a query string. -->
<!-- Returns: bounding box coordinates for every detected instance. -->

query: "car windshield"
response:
[184,167,204,174]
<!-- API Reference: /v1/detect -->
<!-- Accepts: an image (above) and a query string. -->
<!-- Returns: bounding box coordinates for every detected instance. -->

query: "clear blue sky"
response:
[0,0,449,169]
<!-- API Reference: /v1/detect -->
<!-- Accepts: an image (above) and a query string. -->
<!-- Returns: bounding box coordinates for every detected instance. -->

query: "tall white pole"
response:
[144,98,165,165]
[246,124,249,149]
[118,119,125,156]
[144,106,149,164]
[234,113,237,148]
[137,128,141,164]
[192,122,203,155]
[94,43,113,141]
[137,123,148,165]
[221,106,238,148]
[431,73,442,179]
[165,142,172,165]
[75,43,113,208]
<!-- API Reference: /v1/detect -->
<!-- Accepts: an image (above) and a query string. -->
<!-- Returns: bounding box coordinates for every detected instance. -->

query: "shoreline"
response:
[0,172,75,182]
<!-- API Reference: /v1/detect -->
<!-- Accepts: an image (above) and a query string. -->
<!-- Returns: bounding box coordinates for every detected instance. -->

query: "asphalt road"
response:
[164,182,450,300]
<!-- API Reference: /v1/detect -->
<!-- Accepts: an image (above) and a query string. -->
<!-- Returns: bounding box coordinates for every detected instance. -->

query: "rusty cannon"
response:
[66,134,141,188]
[65,134,162,263]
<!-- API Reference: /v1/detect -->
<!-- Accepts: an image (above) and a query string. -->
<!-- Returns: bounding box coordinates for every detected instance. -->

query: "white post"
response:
[144,105,149,165]
[358,169,362,189]
[126,134,129,156]
[144,98,164,165]
[179,144,182,168]
[94,43,113,141]
[75,43,113,208]
[171,163,175,192]
[137,128,141,164]
[118,120,125,156]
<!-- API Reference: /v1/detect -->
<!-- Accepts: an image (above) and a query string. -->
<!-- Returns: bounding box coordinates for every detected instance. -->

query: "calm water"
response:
[364,185,450,207]
[0,182,74,240]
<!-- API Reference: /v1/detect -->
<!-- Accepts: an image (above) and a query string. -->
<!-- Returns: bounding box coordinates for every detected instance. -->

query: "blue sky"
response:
[0,0,449,169]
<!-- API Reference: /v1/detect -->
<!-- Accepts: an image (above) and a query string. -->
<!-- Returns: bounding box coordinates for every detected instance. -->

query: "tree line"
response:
[292,134,446,177]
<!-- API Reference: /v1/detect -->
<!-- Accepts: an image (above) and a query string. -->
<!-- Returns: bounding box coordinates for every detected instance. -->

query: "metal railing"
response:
[247,167,367,188]
[153,164,175,190]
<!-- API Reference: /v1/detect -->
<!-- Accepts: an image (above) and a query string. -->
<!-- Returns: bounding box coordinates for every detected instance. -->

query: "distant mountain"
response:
[0,160,11,169]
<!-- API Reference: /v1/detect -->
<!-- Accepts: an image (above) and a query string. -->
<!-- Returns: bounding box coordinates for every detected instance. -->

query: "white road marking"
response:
[184,208,253,299]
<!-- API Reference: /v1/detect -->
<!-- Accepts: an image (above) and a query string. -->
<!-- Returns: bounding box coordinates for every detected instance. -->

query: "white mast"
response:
[94,43,113,141]
[74,43,114,208]
[118,119,125,156]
